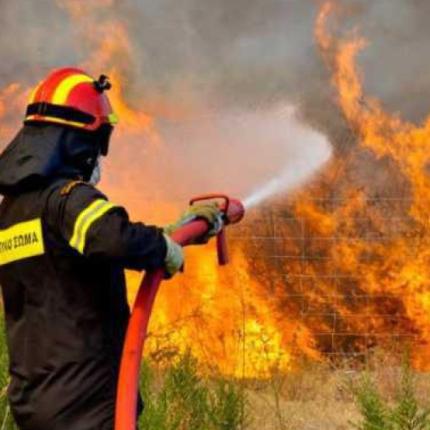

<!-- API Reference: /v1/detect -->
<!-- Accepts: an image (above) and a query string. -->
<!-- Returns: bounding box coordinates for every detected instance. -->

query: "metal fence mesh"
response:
[226,197,426,366]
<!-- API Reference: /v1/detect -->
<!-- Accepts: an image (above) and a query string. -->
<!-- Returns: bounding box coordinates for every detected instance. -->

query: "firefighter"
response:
[0,68,221,430]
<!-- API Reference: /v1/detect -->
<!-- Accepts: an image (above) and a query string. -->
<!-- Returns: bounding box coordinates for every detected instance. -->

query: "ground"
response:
[0,318,428,430]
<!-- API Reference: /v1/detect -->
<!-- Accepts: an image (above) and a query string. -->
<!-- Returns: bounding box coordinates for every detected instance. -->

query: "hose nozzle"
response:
[189,194,245,265]
[222,198,245,225]
[189,194,245,225]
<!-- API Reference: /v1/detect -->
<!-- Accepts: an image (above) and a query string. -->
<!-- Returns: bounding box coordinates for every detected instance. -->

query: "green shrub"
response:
[351,362,430,430]
[351,374,392,430]
[208,378,245,430]
[139,351,246,430]
[0,317,17,430]
[391,363,430,430]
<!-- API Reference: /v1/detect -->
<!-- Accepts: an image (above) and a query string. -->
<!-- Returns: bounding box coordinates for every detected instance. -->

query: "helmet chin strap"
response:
[89,156,102,186]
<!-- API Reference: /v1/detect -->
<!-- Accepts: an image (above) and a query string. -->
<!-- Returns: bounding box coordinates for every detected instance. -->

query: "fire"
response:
[2,0,430,377]
[56,0,156,136]
[127,246,316,377]
[301,1,430,367]
[0,84,28,141]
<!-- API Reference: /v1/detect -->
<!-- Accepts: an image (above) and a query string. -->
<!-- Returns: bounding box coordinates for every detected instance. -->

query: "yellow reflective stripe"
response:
[51,74,93,105]
[25,115,87,128]
[0,219,45,266]
[69,199,116,254]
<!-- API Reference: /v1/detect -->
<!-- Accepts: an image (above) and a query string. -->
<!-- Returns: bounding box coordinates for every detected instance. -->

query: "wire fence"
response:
[223,197,429,367]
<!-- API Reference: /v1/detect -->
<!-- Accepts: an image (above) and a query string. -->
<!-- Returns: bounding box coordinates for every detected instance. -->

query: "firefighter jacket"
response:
[0,125,167,429]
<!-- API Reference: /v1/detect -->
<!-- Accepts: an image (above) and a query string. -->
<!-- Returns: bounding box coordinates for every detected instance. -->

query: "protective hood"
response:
[0,124,101,196]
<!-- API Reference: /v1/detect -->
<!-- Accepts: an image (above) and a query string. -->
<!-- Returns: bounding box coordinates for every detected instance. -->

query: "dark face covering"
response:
[0,124,111,196]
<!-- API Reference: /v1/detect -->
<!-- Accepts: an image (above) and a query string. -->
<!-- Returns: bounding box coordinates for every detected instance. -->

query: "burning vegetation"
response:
[1,0,430,378]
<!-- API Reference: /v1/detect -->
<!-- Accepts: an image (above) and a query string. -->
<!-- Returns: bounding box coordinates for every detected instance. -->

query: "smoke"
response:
[104,106,331,218]
[0,0,428,215]
[1,1,429,119]
[344,0,430,123]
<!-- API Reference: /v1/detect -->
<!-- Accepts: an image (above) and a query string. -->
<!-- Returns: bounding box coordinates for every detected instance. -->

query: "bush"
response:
[139,351,246,430]
[351,361,430,430]
[0,322,246,430]
[0,317,16,430]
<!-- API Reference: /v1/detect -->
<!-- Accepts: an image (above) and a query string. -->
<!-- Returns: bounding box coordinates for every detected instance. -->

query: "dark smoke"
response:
[0,0,427,207]
[1,0,427,135]
[131,0,430,136]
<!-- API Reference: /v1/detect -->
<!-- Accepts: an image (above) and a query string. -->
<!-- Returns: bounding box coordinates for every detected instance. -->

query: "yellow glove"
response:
[163,234,184,277]
[164,203,223,242]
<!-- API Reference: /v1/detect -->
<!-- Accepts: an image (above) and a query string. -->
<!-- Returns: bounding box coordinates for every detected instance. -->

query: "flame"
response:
[127,246,318,377]
[0,84,28,141]
[2,0,430,377]
[302,1,430,367]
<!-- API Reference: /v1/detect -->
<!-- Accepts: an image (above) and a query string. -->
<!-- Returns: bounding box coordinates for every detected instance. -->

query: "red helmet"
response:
[24,67,118,132]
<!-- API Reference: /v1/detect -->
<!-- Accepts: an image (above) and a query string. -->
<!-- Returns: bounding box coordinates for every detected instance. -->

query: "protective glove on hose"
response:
[163,234,184,278]
[164,203,223,244]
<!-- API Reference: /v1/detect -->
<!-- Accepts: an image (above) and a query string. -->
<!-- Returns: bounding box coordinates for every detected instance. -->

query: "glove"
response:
[163,234,184,278]
[164,203,223,243]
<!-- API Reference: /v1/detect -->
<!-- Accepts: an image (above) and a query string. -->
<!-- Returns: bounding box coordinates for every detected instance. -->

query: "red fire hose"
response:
[115,195,245,430]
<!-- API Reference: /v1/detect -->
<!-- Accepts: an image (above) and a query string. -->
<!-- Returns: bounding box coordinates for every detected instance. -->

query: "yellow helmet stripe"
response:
[28,82,42,104]
[51,74,93,106]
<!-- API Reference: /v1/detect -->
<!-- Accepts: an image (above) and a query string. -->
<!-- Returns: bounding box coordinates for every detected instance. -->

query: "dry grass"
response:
[0,318,430,430]
[242,352,430,430]
[245,364,359,430]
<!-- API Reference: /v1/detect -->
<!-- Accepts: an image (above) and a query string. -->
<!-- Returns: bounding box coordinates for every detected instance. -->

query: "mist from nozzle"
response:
[243,110,332,209]
[102,105,332,222]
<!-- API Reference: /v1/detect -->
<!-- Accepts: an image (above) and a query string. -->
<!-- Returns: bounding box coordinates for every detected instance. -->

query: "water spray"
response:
[115,194,245,430]
[243,160,331,210]
[239,126,332,210]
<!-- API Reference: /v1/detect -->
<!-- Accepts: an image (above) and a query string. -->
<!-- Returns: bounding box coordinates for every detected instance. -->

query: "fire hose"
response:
[115,194,245,430]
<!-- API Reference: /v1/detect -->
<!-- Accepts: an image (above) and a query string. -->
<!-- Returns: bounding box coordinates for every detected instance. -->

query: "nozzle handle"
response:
[216,228,228,265]
[190,194,231,216]
[189,194,231,265]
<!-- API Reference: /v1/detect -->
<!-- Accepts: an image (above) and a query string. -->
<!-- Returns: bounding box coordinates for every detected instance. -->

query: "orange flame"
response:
[308,1,430,368]
[127,246,318,377]
[3,0,430,377]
